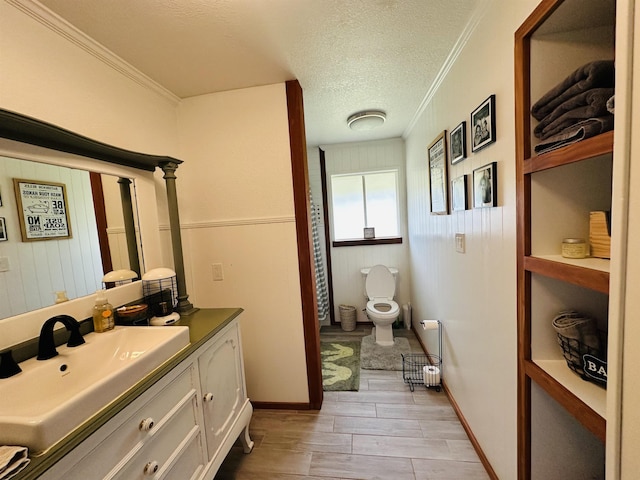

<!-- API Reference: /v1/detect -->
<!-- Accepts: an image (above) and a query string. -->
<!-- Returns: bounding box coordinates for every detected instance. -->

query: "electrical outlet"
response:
[212,263,224,281]
[455,233,465,253]
[0,257,9,272]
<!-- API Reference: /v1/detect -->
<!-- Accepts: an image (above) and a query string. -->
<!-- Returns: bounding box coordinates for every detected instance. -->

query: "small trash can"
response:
[339,304,357,332]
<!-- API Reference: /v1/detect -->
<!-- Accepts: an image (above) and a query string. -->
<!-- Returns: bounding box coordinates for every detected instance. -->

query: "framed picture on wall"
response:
[450,121,467,164]
[473,162,498,208]
[0,217,6,241]
[13,178,72,241]
[471,94,496,152]
[428,131,449,215]
[451,175,468,212]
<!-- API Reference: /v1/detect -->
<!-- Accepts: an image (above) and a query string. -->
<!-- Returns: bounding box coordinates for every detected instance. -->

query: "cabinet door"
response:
[198,322,244,459]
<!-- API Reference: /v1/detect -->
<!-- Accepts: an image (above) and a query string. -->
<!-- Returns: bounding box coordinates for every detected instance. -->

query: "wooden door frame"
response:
[286,80,323,409]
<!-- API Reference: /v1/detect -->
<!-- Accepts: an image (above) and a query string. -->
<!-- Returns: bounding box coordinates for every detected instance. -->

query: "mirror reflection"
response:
[0,155,143,320]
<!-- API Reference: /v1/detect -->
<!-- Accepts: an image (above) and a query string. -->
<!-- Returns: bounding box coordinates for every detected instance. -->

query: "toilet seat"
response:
[366,299,400,318]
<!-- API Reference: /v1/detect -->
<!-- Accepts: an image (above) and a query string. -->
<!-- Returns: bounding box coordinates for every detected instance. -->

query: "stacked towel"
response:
[531,60,615,154]
[0,446,29,480]
[552,310,602,368]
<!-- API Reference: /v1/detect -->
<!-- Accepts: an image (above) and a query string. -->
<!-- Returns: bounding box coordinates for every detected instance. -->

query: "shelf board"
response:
[524,255,610,293]
[524,131,613,174]
[525,359,606,442]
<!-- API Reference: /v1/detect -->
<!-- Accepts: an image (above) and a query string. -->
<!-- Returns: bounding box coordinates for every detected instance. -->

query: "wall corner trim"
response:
[403,0,494,139]
[6,0,181,106]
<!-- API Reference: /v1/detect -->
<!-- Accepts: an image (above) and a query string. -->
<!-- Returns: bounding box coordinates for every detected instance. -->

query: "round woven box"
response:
[339,304,357,332]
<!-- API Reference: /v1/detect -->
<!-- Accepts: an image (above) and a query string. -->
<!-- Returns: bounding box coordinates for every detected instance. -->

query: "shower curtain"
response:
[310,191,329,321]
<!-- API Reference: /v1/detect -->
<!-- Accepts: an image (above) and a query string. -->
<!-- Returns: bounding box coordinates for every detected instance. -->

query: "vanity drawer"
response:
[58,365,197,480]
[110,396,201,480]
[156,429,206,480]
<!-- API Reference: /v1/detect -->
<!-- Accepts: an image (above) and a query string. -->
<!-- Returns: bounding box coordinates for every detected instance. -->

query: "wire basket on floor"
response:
[339,304,357,332]
[402,353,442,392]
[557,333,607,387]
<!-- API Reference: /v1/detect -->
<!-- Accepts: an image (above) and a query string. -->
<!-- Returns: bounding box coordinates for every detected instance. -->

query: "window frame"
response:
[329,169,403,247]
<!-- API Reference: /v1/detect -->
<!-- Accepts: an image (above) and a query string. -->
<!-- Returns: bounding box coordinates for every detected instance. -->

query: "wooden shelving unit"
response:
[515,0,615,478]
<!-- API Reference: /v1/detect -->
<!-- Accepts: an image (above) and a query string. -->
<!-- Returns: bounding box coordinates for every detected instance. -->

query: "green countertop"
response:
[16,307,243,480]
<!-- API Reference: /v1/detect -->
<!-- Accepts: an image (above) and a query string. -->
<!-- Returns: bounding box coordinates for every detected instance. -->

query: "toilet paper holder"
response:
[402,319,442,392]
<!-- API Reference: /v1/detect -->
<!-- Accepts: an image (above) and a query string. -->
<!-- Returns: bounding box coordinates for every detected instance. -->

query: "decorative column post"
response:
[160,161,197,315]
[117,177,140,277]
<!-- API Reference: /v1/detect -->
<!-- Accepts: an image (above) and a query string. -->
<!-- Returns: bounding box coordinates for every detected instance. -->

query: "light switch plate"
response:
[455,234,465,253]
[212,263,224,281]
[0,256,9,272]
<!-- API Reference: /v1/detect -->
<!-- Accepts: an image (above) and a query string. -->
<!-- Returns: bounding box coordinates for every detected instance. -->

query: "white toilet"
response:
[363,265,400,346]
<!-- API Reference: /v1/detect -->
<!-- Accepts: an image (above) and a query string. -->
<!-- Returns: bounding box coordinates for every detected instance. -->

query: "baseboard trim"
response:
[442,381,499,480]
[251,401,314,411]
[411,326,498,480]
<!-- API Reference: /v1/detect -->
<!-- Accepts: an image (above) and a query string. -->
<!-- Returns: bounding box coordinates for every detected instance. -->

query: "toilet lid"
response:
[365,265,396,299]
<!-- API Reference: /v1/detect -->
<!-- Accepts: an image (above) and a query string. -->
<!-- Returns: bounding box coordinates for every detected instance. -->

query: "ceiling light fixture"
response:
[347,111,386,131]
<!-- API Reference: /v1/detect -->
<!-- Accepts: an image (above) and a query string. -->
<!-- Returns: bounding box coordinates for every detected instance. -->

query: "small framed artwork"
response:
[364,227,375,239]
[473,162,498,208]
[0,217,6,241]
[451,175,468,212]
[471,94,496,152]
[450,122,467,164]
[428,131,449,215]
[13,178,72,242]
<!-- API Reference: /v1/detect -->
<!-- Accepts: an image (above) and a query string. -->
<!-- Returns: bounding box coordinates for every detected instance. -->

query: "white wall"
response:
[175,85,309,404]
[404,1,538,478]
[321,139,410,325]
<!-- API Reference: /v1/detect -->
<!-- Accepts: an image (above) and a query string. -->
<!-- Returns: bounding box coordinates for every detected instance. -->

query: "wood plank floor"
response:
[215,325,490,480]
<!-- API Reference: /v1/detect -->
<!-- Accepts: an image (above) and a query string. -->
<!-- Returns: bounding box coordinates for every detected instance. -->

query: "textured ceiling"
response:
[38,0,480,146]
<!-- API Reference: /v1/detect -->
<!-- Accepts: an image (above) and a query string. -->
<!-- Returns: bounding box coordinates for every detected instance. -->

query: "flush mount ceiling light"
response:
[347,110,386,131]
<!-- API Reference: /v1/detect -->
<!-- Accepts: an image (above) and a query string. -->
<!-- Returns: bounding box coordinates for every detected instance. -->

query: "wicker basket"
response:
[339,304,357,332]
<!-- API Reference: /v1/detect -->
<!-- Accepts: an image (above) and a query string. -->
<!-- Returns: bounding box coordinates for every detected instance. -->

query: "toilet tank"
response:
[360,267,398,297]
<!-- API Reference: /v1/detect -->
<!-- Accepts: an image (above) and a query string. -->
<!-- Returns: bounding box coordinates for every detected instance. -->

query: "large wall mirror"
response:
[0,154,142,320]
[0,108,194,333]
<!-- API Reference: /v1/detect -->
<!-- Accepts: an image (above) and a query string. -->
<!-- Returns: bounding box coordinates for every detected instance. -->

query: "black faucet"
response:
[0,350,21,378]
[37,314,85,360]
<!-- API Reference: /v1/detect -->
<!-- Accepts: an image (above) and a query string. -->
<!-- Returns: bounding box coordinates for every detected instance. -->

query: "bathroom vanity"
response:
[18,308,253,480]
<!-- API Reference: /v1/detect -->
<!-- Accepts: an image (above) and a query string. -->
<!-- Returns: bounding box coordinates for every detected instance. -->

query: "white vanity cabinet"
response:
[199,319,246,459]
[39,316,252,480]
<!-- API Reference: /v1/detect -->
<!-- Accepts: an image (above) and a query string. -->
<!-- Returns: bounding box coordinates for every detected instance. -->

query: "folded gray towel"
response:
[531,60,615,121]
[534,115,614,155]
[534,88,614,139]
[552,311,601,367]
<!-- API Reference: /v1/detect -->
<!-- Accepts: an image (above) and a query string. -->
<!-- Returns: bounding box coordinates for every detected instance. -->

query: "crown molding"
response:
[7,0,180,105]
[403,0,493,138]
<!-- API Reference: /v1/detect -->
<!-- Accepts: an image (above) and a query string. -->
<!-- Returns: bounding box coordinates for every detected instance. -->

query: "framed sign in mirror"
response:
[13,178,72,241]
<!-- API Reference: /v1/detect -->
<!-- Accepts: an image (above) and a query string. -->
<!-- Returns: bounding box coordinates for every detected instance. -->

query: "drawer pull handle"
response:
[139,417,155,432]
[143,461,159,475]
[203,392,214,402]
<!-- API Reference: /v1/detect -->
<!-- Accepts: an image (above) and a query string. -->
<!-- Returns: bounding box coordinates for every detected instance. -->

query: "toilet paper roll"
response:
[421,320,439,330]
[423,365,441,386]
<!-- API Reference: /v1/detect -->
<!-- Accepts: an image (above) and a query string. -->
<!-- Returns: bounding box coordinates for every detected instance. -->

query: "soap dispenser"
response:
[93,289,115,332]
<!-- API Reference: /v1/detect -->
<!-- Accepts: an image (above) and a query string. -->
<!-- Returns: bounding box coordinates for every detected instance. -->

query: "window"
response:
[331,170,400,242]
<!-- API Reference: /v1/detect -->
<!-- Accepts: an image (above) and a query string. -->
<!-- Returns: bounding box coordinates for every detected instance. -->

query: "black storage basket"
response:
[402,353,441,392]
[556,333,607,388]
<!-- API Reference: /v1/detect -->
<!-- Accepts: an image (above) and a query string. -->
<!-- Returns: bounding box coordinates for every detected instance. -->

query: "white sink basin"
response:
[0,325,190,454]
